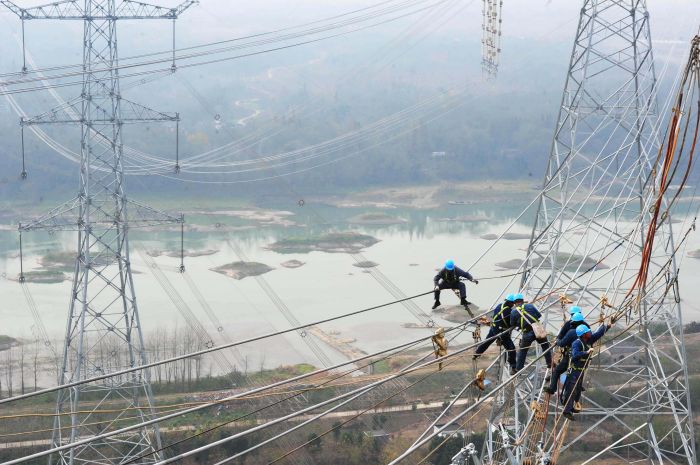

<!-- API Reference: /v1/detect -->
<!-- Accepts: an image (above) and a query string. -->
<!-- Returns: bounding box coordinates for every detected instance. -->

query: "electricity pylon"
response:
[1,1,194,463]
[481,0,503,80]
[483,1,696,464]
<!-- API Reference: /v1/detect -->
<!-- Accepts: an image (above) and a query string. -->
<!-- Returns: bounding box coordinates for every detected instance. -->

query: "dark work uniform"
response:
[433,266,474,302]
[562,325,607,415]
[474,301,516,369]
[511,303,552,370]
[546,320,590,394]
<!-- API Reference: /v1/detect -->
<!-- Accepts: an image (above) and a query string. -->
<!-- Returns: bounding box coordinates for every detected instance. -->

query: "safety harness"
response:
[441,268,459,285]
[516,305,538,332]
[492,302,511,328]
[568,339,590,372]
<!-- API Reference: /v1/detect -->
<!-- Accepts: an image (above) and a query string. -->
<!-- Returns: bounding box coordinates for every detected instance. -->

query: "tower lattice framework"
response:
[481,0,503,79]
[482,1,696,464]
[1,1,194,463]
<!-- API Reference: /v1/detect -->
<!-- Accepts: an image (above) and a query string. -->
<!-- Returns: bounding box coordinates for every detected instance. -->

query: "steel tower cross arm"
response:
[117,0,198,19]
[21,97,180,125]
[18,197,183,232]
[0,0,82,19]
[0,0,196,19]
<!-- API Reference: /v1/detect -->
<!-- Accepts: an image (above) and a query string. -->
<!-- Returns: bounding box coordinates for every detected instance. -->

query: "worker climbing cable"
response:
[472,293,517,375]
[432,259,478,310]
[510,294,552,372]
[544,308,589,395]
[561,321,611,421]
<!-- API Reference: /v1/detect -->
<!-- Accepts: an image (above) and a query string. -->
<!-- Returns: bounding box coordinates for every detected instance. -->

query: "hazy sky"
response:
[1,0,699,72]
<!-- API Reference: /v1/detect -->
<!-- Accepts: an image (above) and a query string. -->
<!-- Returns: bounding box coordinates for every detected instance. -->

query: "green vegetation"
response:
[266,232,379,254]
[145,363,317,395]
[348,213,405,225]
[210,261,274,280]
[20,269,67,284]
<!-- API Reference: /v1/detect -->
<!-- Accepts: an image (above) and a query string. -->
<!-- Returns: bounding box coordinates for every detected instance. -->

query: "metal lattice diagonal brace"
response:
[482,1,696,464]
[1,1,194,464]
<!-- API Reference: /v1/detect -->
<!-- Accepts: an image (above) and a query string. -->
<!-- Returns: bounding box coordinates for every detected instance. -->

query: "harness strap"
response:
[517,305,538,330]
[492,303,508,327]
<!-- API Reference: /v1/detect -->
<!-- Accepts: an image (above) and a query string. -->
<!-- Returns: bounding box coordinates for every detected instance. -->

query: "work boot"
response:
[432,300,441,310]
[510,366,517,376]
[563,411,575,421]
[472,354,481,361]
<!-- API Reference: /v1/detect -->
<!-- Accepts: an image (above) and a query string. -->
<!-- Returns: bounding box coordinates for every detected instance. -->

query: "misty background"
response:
[0,0,699,203]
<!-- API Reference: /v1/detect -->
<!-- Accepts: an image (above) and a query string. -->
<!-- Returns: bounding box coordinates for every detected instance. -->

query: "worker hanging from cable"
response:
[561,321,611,421]
[544,308,589,395]
[510,294,552,373]
[472,293,517,375]
[432,327,448,371]
[432,259,478,311]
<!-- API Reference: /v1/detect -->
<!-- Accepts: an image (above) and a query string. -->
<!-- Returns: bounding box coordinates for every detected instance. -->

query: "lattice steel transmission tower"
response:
[483,1,696,464]
[1,1,194,463]
[481,0,503,79]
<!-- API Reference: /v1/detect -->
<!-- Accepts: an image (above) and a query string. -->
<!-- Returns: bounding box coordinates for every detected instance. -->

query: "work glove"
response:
[587,348,594,354]
[473,280,479,285]
[434,285,440,291]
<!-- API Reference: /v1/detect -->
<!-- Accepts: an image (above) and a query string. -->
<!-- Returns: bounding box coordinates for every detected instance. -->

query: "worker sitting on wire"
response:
[544,308,589,395]
[510,294,552,372]
[432,259,478,310]
[561,321,611,421]
[472,294,517,375]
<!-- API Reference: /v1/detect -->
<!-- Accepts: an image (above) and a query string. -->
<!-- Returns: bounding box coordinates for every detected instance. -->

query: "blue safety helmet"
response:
[445,259,455,270]
[576,325,591,337]
[513,293,524,301]
[569,305,581,315]
[571,312,585,323]
[505,294,516,302]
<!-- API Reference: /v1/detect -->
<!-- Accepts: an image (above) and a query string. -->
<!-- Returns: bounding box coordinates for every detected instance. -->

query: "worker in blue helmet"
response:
[544,310,590,395]
[432,259,478,311]
[561,320,611,420]
[510,294,552,372]
[473,294,517,374]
